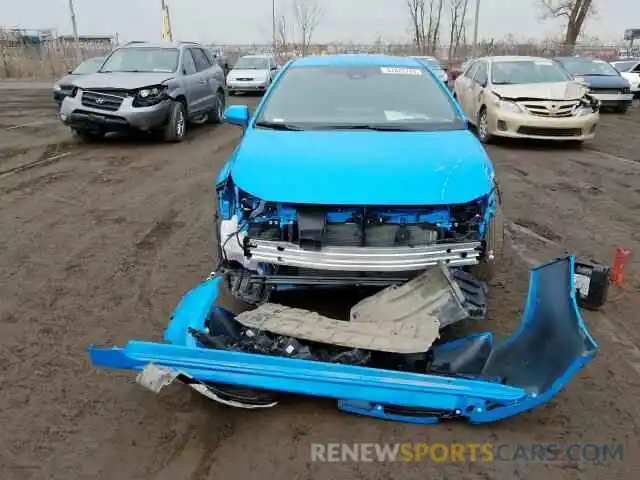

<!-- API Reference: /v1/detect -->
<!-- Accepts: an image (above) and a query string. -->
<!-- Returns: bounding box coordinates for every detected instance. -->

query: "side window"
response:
[464,62,478,79]
[473,62,488,85]
[633,64,640,73]
[182,49,197,75]
[191,48,211,72]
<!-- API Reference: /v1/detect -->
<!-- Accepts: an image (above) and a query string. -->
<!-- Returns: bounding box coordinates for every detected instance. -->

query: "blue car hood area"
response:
[228,128,493,205]
[581,74,630,89]
[88,256,597,425]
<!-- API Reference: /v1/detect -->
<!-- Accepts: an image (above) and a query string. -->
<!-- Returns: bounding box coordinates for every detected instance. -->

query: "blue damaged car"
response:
[216,54,504,304]
[88,56,597,425]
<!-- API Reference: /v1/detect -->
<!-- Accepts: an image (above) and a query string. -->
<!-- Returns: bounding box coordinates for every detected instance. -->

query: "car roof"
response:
[480,55,556,63]
[121,41,197,49]
[291,54,425,68]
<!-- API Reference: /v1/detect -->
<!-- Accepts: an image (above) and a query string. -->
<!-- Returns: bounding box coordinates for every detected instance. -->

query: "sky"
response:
[1,0,638,45]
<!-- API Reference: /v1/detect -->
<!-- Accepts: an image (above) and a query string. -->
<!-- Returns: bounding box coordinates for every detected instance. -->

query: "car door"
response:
[189,47,217,113]
[457,62,479,119]
[181,48,202,115]
[469,61,489,122]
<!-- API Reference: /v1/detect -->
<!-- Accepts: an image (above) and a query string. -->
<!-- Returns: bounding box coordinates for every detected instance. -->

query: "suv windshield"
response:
[234,57,270,69]
[100,47,179,73]
[558,58,620,76]
[72,57,104,74]
[491,60,570,84]
[255,65,463,131]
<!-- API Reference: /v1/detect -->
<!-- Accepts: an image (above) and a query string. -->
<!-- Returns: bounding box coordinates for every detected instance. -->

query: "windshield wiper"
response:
[254,121,305,131]
[310,124,417,131]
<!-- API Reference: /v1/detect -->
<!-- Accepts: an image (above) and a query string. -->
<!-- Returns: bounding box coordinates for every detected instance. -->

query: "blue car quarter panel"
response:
[87,256,597,424]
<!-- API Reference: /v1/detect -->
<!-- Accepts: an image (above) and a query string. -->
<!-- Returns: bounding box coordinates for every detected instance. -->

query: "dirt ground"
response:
[1,84,640,480]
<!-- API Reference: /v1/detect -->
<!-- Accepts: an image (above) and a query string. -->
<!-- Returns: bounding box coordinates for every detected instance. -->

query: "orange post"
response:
[611,248,631,286]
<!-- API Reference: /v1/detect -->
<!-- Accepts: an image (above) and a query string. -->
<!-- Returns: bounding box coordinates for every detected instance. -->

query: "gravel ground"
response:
[1,84,640,480]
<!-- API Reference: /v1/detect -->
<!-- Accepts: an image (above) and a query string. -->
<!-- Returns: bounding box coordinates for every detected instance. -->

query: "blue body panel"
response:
[88,256,597,425]
[580,74,630,89]
[217,54,492,206]
[227,129,493,205]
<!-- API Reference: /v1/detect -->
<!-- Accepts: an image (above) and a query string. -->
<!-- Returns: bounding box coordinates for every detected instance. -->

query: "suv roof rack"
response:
[124,40,148,46]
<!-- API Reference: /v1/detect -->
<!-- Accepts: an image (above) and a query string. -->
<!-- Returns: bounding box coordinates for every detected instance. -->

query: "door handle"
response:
[199,79,208,85]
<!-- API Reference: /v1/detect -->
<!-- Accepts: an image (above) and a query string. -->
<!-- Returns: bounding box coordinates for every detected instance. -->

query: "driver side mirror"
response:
[223,105,250,127]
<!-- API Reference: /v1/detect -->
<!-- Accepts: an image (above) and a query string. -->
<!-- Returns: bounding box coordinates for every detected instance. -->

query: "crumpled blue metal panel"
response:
[87,256,597,424]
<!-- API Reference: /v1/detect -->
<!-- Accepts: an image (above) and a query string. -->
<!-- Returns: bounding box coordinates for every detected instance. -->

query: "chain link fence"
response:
[0,29,114,79]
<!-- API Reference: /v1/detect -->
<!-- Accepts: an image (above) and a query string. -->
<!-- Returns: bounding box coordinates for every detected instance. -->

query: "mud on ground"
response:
[1,84,640,480]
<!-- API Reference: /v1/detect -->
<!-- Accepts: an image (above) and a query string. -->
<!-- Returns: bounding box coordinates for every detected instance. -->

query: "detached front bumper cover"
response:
[88,256,597,424]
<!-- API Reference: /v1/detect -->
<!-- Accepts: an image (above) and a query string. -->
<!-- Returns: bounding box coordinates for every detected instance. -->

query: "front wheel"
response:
[207,90,226,124]
[470,205,505,282]
[163,101,187,142]
[477,108,493,144]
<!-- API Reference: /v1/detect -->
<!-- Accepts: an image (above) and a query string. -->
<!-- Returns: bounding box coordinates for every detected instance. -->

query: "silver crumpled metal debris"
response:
[234,263,470,354]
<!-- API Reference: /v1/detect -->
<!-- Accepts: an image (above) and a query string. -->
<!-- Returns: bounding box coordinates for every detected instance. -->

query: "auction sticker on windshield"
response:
[381,67,423,75]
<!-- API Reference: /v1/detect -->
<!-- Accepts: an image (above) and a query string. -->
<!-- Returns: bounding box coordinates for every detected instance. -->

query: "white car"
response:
[411,56,448,84]
[226,54,279,95]
[611,59,640,97]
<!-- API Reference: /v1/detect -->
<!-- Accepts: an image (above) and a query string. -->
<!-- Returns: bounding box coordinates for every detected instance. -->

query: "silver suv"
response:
[59,41,226,142]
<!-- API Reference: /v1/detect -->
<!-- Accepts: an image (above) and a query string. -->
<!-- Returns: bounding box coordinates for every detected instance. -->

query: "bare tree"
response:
[293,0,323,56]
[447,0,470,63]
[425,0,444,55]
[276,13,289,52]
[406,0,426,54]
[538,0,595,53]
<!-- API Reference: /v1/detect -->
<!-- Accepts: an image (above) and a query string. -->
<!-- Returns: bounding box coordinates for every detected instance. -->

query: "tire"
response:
[207,90,226,124]
[470,204,505,282]
[71,127,104,143]
[476,107,493,144]
[163,100,187,142]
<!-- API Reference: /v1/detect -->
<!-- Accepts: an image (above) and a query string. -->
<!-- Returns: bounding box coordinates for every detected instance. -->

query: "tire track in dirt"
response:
[133,209,186,308]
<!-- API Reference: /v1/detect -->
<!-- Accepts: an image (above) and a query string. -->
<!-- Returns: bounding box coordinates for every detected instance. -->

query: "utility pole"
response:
[471,0,480,58]
[272,0,277,58]
[68,0,81,63]
[68,0,79,41]
[161,0,173,41]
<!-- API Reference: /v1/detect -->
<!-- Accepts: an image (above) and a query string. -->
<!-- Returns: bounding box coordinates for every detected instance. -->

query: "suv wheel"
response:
[71,127,104,143]
[163,101,186,142]
[207,91,226,124]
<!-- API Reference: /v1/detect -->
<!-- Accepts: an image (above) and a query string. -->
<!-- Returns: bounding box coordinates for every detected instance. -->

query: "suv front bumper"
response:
[60,93,172,132]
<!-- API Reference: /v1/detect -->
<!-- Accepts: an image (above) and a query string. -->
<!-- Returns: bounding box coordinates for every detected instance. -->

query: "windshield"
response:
[255,65,464,131]
[557,58,620,76]
[100,48,179,73]
[611,61,638,72]
[234,57,270,69]
[72,57,104,74]
[491,60,570,84]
